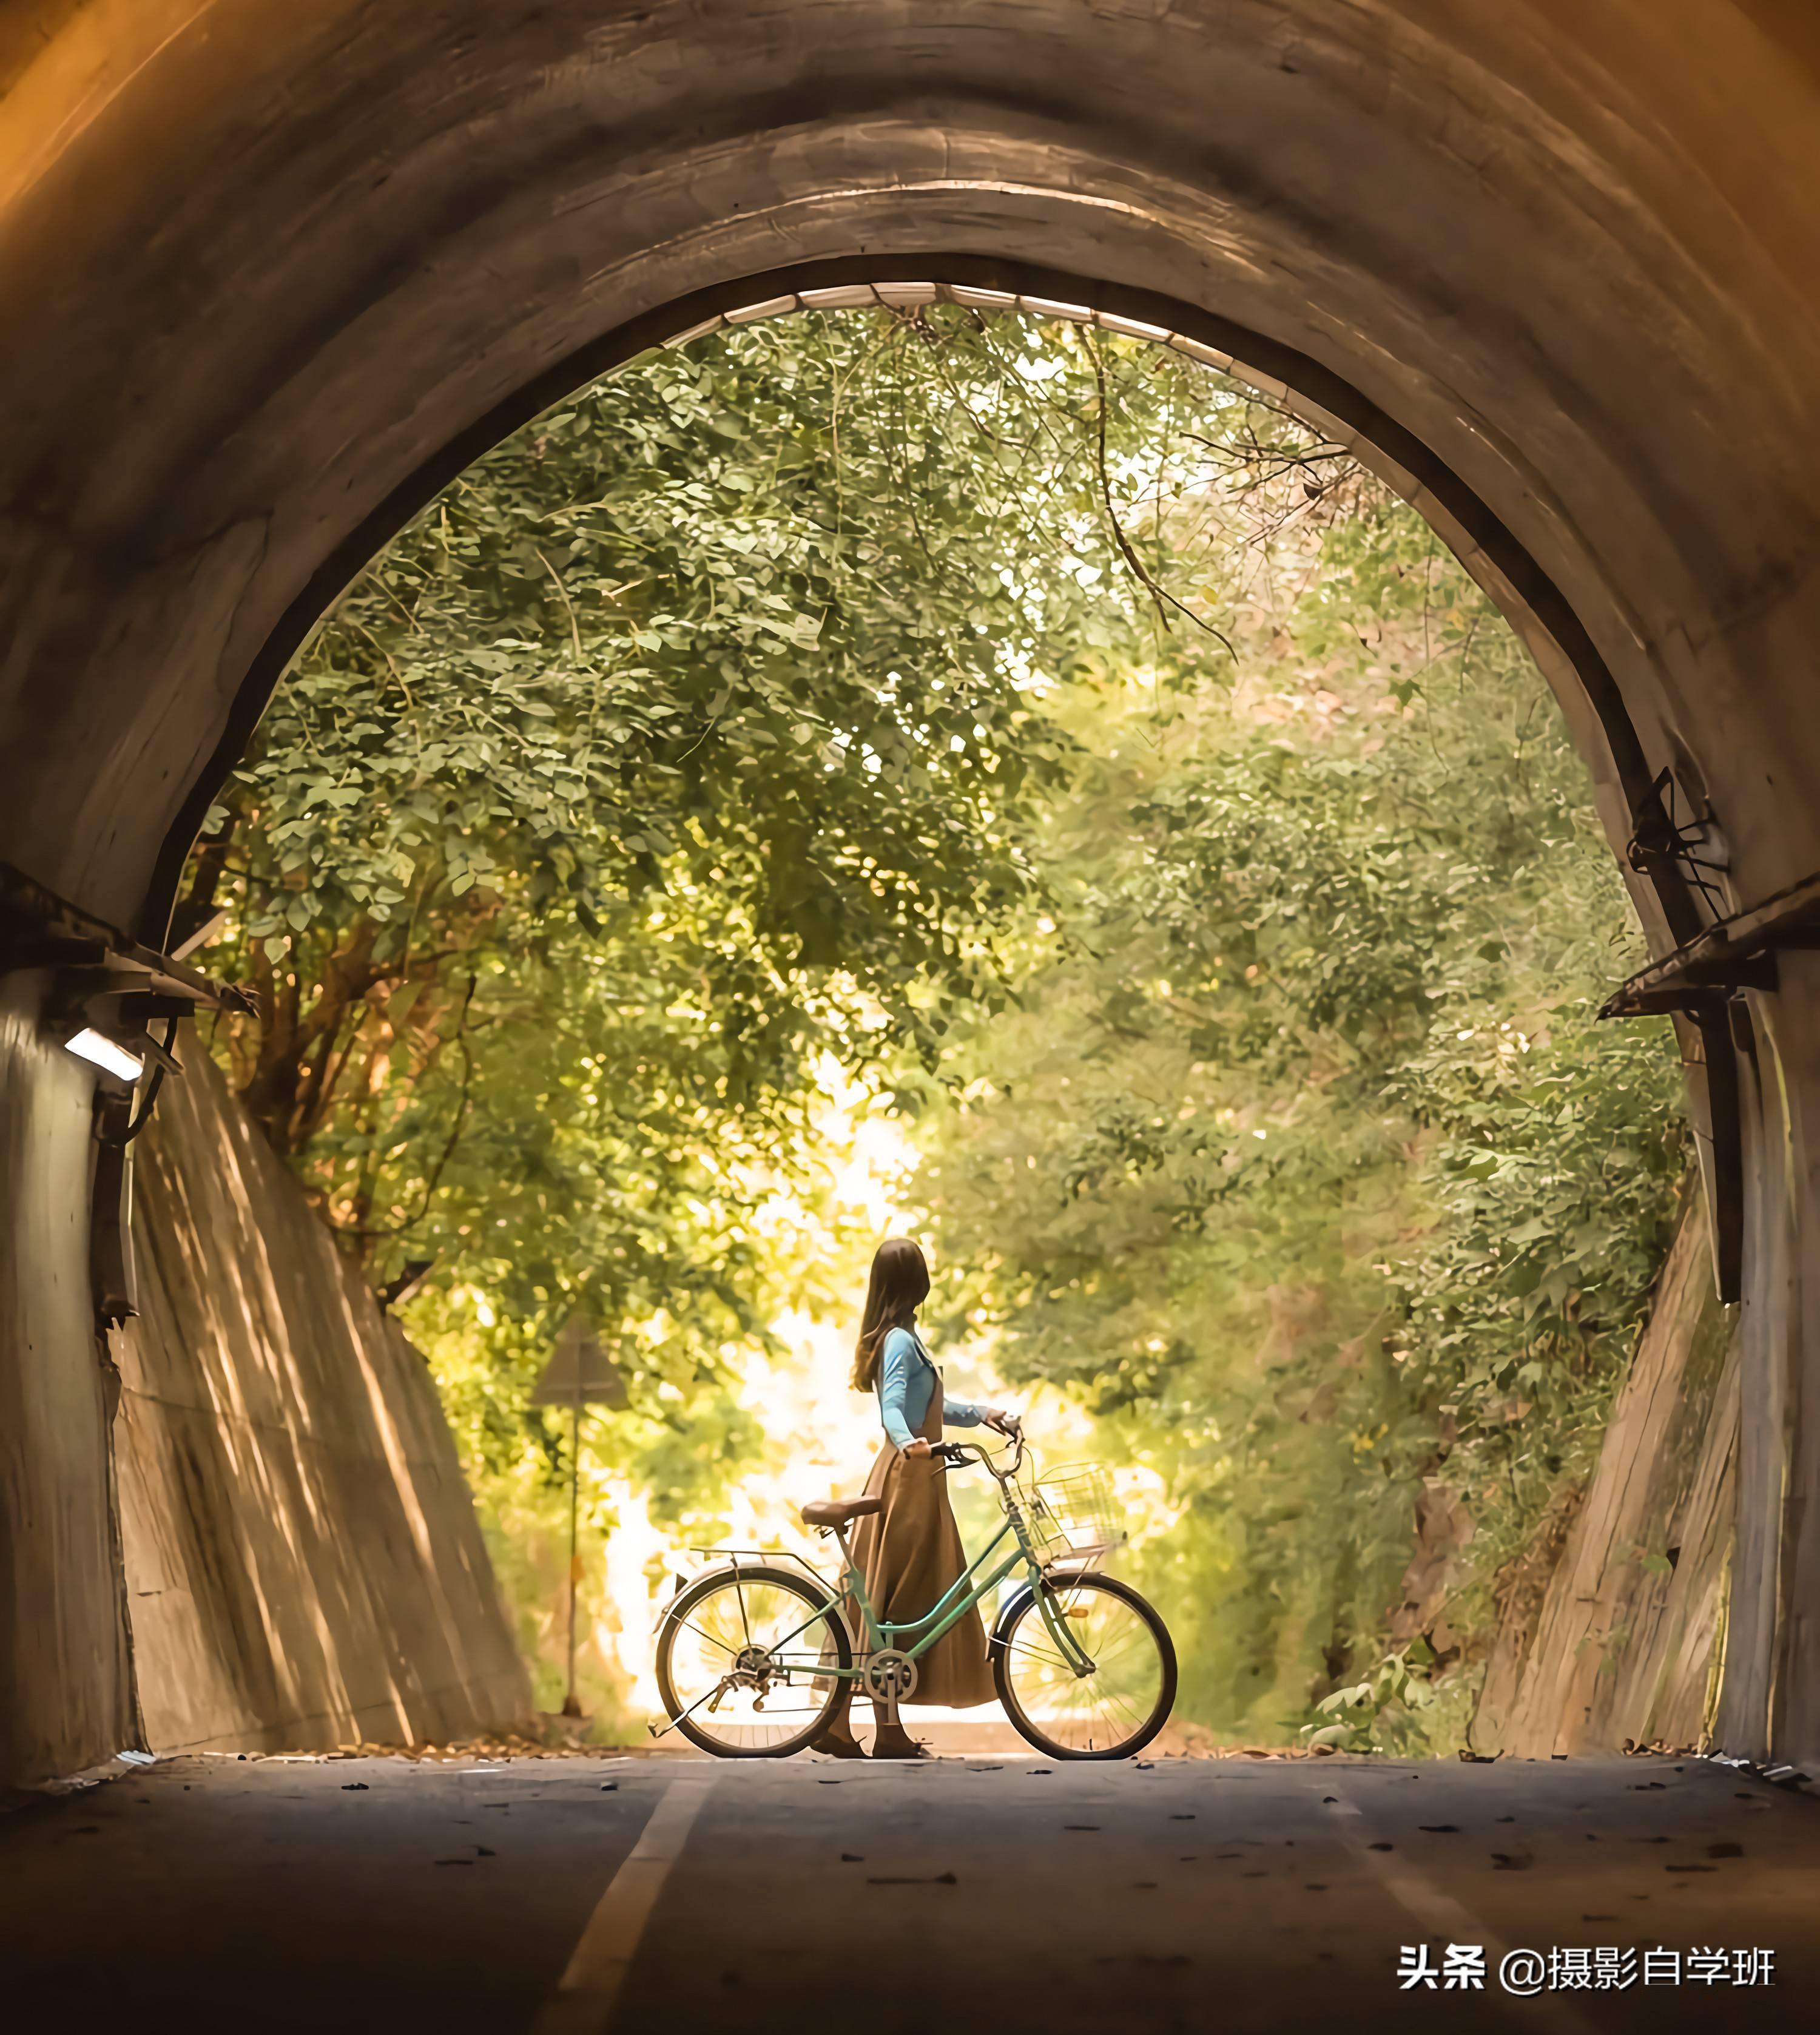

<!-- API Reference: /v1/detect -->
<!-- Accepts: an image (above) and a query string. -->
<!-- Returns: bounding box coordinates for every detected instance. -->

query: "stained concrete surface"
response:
[11,0,1820,1795]
[2,1752,1815,2033]
[117,1038,530,1757]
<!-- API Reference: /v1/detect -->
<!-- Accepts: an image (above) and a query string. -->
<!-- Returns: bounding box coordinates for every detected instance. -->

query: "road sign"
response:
[528,1315,629,1718]
[529,1315,629,1409]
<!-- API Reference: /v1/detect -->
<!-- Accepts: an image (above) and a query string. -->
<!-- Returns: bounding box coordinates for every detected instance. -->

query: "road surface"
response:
[2,1749,1815,2031]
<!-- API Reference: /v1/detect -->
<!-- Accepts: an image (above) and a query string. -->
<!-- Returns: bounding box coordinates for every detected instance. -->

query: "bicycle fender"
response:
[989,1572,1148,1665]
[989,1574,1102,1652]
[988,1584,1038,1660]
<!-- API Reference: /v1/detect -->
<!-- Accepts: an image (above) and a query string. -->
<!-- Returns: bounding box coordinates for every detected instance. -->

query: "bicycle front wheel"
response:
[655,1565,852,1758]
[992,1572,1176,1760]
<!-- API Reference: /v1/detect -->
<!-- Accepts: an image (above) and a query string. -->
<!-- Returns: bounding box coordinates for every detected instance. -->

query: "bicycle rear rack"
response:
[677,1544,837,1590]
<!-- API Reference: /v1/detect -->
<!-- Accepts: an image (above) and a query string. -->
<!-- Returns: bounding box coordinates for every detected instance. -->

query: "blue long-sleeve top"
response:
[877,1324,982,1449]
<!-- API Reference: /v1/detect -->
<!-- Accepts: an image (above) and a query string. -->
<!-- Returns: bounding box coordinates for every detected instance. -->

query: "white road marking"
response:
[1326,1790,1606,2033]
[532,1772,718,2033]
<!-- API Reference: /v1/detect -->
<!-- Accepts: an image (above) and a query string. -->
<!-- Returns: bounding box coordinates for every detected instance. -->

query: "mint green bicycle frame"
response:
[749,1460,1099,1682]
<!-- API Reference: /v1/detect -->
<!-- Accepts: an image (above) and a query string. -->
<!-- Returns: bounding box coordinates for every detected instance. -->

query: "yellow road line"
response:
[1327,1789,1606,2034]
[533,1772,718,2033]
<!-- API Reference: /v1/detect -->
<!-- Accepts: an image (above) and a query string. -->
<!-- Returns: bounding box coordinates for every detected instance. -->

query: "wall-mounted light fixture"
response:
[64,1026,147,1084]
[2,860,254,1327]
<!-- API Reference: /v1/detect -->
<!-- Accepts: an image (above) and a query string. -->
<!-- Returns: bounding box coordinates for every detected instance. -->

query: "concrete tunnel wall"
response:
[3,0,1820,1783]
[116,1035,530,1757]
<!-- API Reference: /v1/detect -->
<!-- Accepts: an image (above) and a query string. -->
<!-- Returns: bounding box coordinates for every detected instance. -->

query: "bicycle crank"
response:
[860,1650,920,1704]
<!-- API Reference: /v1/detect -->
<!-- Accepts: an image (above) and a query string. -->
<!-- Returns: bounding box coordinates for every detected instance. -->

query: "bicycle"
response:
[652,1423,1176,1760]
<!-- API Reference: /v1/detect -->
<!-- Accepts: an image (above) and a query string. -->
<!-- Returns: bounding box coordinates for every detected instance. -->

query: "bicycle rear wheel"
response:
[655,1564,852,1758]
[991,1571,1175,1760]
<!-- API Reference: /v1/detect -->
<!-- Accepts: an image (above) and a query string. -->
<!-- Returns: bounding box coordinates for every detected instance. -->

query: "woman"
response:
[812,1236,1016,1759]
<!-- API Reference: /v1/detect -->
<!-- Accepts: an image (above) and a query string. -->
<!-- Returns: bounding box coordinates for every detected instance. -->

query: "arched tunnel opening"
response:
[151,283,1690,1753]
[4,5,1820,2027]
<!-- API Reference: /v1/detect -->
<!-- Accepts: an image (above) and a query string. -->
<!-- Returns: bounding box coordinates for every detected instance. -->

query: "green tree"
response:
[192,306,1686,1740]
[191,307,1329,1718]
[904,477,1687,1746]
[194,307,1321,1367]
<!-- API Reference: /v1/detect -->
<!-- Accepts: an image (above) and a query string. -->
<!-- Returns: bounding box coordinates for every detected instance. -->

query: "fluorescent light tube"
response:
[65,1027,145,1082]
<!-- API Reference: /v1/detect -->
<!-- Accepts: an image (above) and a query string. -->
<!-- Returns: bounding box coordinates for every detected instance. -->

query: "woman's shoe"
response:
[808,1727,868,1759]
[869,1730,928,1760]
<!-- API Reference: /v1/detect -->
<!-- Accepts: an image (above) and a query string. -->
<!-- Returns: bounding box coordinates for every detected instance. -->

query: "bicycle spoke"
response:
[1090,1687,1145,1732]
[1006,1636,1075,1672]
[674,1618,738,1658]
[1083,1631,1146,1670]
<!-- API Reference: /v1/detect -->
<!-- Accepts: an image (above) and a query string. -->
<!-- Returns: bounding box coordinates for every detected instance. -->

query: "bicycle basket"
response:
[1022,1462,1125,1567]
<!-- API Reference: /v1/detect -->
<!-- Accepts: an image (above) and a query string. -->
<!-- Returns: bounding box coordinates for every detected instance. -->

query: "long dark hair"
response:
[852,1237,931,1391]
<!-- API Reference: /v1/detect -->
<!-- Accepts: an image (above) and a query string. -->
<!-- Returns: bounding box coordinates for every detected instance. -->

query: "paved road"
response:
[2,1750,1815,2033]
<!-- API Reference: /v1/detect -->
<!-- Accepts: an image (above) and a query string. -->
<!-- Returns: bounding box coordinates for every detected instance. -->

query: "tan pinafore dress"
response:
[847,1343,995,1708]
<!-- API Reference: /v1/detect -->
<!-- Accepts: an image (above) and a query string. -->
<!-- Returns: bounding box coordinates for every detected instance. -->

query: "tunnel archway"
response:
[3,0,1818,1787]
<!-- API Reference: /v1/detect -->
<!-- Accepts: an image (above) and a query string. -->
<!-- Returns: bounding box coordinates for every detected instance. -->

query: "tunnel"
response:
[2,2,1819,2020]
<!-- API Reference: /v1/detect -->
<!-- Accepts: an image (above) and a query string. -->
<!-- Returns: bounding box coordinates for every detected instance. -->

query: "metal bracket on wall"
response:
[1600,869,1820,1306]
[1623,766,1731,922]
[1599,870,1820,1019]
[0,860,247,1009]
[1,860,252,1328]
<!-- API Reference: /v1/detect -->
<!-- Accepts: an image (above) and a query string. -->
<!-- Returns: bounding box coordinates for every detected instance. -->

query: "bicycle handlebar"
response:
[929,1419,1028,1481]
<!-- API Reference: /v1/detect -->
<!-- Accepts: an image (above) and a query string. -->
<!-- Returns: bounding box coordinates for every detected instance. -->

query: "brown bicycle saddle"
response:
[799,1494,883,1529]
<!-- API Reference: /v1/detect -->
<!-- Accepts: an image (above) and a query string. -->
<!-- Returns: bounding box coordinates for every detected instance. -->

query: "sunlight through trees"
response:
[189,308,1685,1741]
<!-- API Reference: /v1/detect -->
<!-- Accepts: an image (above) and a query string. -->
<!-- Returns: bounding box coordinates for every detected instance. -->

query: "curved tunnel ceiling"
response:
[7,0,1820,1783]
[136,255,1694,957]
[2,0,1818,954]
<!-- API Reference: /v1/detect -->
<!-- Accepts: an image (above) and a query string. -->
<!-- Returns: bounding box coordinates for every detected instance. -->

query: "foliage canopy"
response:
[193,308,1687,1736]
